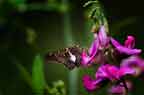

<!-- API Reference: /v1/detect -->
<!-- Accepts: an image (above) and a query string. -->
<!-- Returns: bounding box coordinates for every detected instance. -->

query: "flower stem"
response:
[62,0,78,95]
[121,78,128,95]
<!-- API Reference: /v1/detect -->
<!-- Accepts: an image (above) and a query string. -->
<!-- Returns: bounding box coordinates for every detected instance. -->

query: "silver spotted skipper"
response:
[45,45,83,70]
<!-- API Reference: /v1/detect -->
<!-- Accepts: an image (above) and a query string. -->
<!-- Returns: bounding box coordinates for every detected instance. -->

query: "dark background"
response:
[0,0,144,95]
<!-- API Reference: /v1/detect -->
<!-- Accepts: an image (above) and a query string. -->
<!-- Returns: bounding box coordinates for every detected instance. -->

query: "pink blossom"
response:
[95,64,135,81]
[111,36,141,55]
[108,81,132,95]
[81,26,109,66]
[124,35,135,48]
[82,75,102,91]
[121,56,144,76]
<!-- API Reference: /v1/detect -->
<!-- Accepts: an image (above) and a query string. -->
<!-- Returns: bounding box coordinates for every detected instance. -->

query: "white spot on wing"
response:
[68,51,76,62]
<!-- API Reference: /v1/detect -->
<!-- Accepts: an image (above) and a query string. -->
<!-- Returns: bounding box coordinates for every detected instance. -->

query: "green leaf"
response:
[83,1,98,7]
[16,63,32,87]
[32,54,45,95]
[83,0,109,33]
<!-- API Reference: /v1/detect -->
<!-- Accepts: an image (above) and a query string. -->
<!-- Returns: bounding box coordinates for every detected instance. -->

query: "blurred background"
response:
[0,0,144,95]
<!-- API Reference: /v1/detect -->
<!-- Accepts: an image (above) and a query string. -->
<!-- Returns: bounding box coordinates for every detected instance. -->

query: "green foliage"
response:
[46,80,66,95]
[32,54,46,95]
[7,0,69,12]
[84,0,109,33]
[8,0,26,5]
[8,0,26,11]
[16,63,32,87]
[26,3,68,13]
[26,27,37,45]
[16,59,66,95]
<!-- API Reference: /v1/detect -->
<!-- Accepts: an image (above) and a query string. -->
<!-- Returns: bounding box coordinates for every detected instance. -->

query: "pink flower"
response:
[98,25,109,48]
[82,64,134,92]
[82,75,99,91]
[82,75,108,92]
[81,26,109,66]
[95,64,119,80]
[124,35,135,48]
[81,38,99,66]
[108,81,132,95]
[95,64,135,81]
[121,56,144,76]
[111,36,141,55]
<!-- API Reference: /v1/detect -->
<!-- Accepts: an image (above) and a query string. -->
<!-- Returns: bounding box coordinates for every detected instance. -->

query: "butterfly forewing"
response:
[45,45,82,70]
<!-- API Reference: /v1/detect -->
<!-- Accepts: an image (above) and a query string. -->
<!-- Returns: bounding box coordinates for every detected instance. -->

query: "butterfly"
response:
[45,45,83,70]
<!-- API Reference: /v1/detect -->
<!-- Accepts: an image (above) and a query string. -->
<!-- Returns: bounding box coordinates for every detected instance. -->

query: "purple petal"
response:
[95,64,119,80]
[98,26,109,47]
[111,37,121,47]
[116,47,141,55]
[121,56,144,68]
[95,64,135,80]
[89,38,99,57]
[124,35,135,48]
[81,38,99,66]
[120,56,144,75]
[108,81,132,94]
[82,75,101,91]
[118,67,136,77]
[111,38,141,55]
[95,64,109,79]
[81,51,91,66]
[108,84,125,94]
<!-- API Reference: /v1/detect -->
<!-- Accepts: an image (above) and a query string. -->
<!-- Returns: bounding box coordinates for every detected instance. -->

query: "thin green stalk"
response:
[62,0,78,95]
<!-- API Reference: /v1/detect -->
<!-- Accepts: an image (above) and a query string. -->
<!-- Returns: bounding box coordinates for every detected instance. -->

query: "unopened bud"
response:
[91,25,97,33]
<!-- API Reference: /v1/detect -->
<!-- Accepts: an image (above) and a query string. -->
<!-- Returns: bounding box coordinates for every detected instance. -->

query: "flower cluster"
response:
[81,25,144,95]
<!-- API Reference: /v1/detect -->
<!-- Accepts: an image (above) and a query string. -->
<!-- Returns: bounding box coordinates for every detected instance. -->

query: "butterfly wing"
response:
[45,45,82,70]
